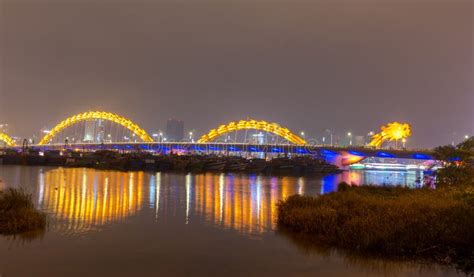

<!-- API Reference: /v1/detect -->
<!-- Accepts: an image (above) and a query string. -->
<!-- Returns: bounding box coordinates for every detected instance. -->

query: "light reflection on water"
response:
[0,166,458,277]
[322,170,425,194]
[35,168,309,235]
[1,167,425,236]
[37,168,145,235]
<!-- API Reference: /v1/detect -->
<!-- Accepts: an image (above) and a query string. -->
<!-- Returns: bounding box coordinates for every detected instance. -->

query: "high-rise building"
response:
[83,120,105,143]
[166,119,184,142]
[83,121,95,142]
[96,120,105,142]
[251,132,265,144]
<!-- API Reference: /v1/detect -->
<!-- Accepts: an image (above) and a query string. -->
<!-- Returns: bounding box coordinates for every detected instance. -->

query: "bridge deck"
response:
[12,142,435,160]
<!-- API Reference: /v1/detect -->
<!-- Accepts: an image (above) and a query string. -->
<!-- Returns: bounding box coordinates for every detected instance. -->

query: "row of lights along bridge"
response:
[1,120,471,148]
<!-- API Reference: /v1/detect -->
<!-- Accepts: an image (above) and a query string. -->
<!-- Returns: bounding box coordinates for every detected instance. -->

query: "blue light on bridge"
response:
[449,157,461,162]
[155,145,166,150]
[412,153,432,160]
[209,146,220,151]
[320,149,338,164]
[191,146,205,151]
[296,148,308,154]
[271,147,283,153]
[348,150,365,157]
[249,146,258,152]
[320,149,338,157]
[228,146,239,151]
[376,152,396,158]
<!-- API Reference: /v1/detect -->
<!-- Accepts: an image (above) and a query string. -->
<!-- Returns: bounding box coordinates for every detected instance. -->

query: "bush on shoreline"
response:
[434,137,474,188]
[0,188,47,235]
[277,183,474,273]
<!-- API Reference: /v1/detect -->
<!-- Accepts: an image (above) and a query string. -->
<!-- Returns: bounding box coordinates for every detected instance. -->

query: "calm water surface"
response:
[0,166,460,276]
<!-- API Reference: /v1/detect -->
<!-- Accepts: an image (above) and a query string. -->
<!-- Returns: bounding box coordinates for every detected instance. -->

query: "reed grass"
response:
[0,188,47,235]
[277,183,474,273]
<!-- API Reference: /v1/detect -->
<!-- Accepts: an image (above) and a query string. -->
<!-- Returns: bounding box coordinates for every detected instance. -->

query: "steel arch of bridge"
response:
[197,119,307,145]
[38,111,154,145]
[0,133,15,147]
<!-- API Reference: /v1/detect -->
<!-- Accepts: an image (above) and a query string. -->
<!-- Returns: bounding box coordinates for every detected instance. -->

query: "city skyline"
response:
[0,109,471,148]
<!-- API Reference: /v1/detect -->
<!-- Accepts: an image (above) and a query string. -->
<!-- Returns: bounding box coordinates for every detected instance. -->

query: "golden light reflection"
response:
[37,168,305,236]
[39,168,146,234]
[191,174,302,234]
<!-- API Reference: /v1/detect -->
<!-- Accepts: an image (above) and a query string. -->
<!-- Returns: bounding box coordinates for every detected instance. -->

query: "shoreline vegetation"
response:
[277,184,474,274]
[277,138,474,274]
[0,188,47,235]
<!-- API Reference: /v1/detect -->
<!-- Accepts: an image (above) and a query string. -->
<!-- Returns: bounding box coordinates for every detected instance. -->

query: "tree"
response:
[434,137,474,187]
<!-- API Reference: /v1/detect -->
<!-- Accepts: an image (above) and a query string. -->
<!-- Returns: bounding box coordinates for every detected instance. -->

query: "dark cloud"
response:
[1,0,472,147]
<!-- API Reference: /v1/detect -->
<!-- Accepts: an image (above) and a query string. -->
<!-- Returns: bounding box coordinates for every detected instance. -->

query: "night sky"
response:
[1,0,472,147]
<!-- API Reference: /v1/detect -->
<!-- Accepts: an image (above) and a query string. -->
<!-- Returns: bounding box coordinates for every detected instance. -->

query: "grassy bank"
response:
[0,188,47,235]
[277,183,474,273]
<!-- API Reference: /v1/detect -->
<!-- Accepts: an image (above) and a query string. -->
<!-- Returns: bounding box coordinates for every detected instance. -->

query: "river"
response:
[0,165,460,276]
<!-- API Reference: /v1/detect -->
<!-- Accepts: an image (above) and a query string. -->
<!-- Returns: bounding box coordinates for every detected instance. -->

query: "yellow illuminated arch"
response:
[198,119,307,145]
[38,111,153,145]
[0,133,15,147]
[369,122,411,148]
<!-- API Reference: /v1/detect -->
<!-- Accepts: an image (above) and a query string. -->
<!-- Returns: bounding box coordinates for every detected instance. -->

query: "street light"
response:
[325,129,333,146]
[189,131,194,142]
[347,132,352,146]
[465,135,470,140]
[402,138,407,148]
[158,132,163,142]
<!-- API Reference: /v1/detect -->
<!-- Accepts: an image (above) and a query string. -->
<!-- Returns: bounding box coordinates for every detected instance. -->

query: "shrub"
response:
[436,164,474,187]
[277,184,474,274]
[0,188,47,235]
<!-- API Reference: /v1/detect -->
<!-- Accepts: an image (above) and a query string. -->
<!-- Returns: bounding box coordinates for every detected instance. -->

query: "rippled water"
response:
[0,166,460,276]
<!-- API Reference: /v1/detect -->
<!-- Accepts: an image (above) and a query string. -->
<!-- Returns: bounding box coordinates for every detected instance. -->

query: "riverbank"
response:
[277,183,474,274]
[0,188,47,235]
[0,150,341,176]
